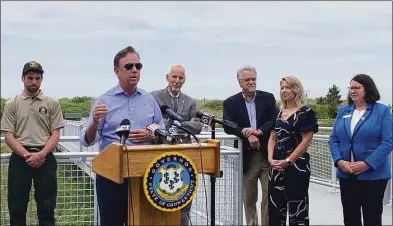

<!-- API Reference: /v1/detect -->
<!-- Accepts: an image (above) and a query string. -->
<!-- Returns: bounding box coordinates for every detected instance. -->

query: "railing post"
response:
[330,159,338,192]
[236,138,243,225]
[387,153,392,207]
[93,173,100,225]
[61,123,65,136]
[79,124,83,152]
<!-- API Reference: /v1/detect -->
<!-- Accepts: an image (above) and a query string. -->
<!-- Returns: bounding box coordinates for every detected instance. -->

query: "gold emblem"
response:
[29,61,39,68]
[143,152,198,212]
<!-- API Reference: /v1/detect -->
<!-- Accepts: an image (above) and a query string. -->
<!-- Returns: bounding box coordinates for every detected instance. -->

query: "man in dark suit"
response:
[223,65,276,226]
[151,64,202,225]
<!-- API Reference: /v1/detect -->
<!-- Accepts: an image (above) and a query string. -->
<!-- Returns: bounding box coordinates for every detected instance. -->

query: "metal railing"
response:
[57,122,348,193]
[0,138,243,225]
[0,153,96,226]
[1,120,391,225]
[59,121,339,188]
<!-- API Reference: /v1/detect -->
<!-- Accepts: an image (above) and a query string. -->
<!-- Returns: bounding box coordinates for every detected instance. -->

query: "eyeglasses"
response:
[239,77,256,82]
[119,63,143,71]
[348,86,363,91]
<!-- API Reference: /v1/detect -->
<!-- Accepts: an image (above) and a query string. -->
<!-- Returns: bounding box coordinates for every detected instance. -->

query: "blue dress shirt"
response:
[80,84,165,151]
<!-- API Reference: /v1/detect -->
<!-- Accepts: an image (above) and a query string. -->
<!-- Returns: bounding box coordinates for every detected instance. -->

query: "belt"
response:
[23,146,45,152]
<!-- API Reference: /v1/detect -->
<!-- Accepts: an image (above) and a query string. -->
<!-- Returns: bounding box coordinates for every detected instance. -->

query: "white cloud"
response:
[2,1,391,43]
[1,1,392,104]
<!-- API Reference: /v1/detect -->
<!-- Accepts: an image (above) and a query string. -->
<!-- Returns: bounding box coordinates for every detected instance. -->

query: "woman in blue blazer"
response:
[329,74,392,226]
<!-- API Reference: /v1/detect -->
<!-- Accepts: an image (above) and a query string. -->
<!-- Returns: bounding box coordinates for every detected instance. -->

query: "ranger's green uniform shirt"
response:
[1,90,65,146]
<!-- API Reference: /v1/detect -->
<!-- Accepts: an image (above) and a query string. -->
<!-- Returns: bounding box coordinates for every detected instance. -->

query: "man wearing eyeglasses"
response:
[80,46,165,226]
[1,61,65,226]
[150,64,202,225]
[223,65,277,226]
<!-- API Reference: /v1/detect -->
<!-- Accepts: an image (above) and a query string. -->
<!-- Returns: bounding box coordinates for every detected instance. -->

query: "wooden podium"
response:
[91,139,220,225]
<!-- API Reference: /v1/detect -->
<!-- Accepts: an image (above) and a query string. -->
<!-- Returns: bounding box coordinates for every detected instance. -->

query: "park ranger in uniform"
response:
[1,61,65,226]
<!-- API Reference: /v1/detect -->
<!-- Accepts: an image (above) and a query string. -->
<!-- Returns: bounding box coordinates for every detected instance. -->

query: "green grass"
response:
[194,99,335,131]
[1,143,11,154]
[196,99,223,118]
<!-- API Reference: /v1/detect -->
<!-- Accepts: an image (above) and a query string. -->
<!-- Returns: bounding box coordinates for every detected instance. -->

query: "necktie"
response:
[173,97,179,112]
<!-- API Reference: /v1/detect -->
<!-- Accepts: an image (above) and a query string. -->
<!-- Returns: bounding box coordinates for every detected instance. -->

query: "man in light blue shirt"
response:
[80,84,164,151]
[244,92,257,130]
[80,46,165,226]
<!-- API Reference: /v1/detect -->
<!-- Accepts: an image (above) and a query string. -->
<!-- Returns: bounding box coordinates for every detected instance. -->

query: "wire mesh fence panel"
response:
[0,157,95,226]
[189,152,241,225]
[1,148,242,225]
[308,137,337,184]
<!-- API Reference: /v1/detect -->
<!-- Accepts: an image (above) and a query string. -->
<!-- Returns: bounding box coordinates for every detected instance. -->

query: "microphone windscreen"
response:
[120,119,131,126]
[195,112,203,118]
[160,105,169,113]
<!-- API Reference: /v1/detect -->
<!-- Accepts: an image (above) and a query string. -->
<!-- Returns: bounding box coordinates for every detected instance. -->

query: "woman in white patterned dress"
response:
[267,76,318,226]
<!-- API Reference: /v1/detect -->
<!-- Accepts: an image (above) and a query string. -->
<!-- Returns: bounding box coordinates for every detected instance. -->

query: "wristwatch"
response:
[285,158,292,165]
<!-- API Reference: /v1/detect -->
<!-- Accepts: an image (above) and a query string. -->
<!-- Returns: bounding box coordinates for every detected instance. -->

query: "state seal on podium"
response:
[143,152,198,212]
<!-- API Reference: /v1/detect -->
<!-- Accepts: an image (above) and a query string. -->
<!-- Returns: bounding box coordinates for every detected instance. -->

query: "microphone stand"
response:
[170,118,221,225]
[210,123,216,226]
[209,123,223,226]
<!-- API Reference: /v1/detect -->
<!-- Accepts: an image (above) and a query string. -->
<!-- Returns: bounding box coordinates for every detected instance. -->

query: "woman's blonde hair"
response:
[280,76,307,109]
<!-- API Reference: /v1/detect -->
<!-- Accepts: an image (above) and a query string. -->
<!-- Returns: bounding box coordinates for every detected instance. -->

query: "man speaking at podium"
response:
[151,64,202,225]
[80,46,165,226]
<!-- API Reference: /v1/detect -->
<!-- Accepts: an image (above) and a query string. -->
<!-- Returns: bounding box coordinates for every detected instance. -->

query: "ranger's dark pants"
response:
[8,146,57,226]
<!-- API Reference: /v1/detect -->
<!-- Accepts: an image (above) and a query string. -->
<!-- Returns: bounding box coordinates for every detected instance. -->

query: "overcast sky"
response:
[1,1,392,104]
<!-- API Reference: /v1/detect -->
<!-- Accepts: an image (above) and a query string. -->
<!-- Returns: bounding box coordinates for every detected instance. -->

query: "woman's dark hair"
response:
[347,73,380,104]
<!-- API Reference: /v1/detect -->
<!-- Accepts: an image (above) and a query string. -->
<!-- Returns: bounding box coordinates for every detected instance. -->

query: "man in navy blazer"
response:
[223,65,276,226]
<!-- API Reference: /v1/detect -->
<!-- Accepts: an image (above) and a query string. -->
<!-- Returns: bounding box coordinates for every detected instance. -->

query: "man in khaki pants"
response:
[223,65,277,225]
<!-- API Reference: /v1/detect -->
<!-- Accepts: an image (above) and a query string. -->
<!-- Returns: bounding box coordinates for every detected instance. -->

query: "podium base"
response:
[128,178,181,225]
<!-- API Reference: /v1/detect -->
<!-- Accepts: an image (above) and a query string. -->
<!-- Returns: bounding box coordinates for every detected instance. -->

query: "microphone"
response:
[115,119,131,145]
[169,120,200,143]
[146,123,176,144]
[160,105,184,123]
[195,112,239,129]
[167,125,179,136]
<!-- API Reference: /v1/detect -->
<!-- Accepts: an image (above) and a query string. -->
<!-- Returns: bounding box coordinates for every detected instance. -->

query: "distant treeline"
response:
[0,84,349,127]
[0,99,335,127]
